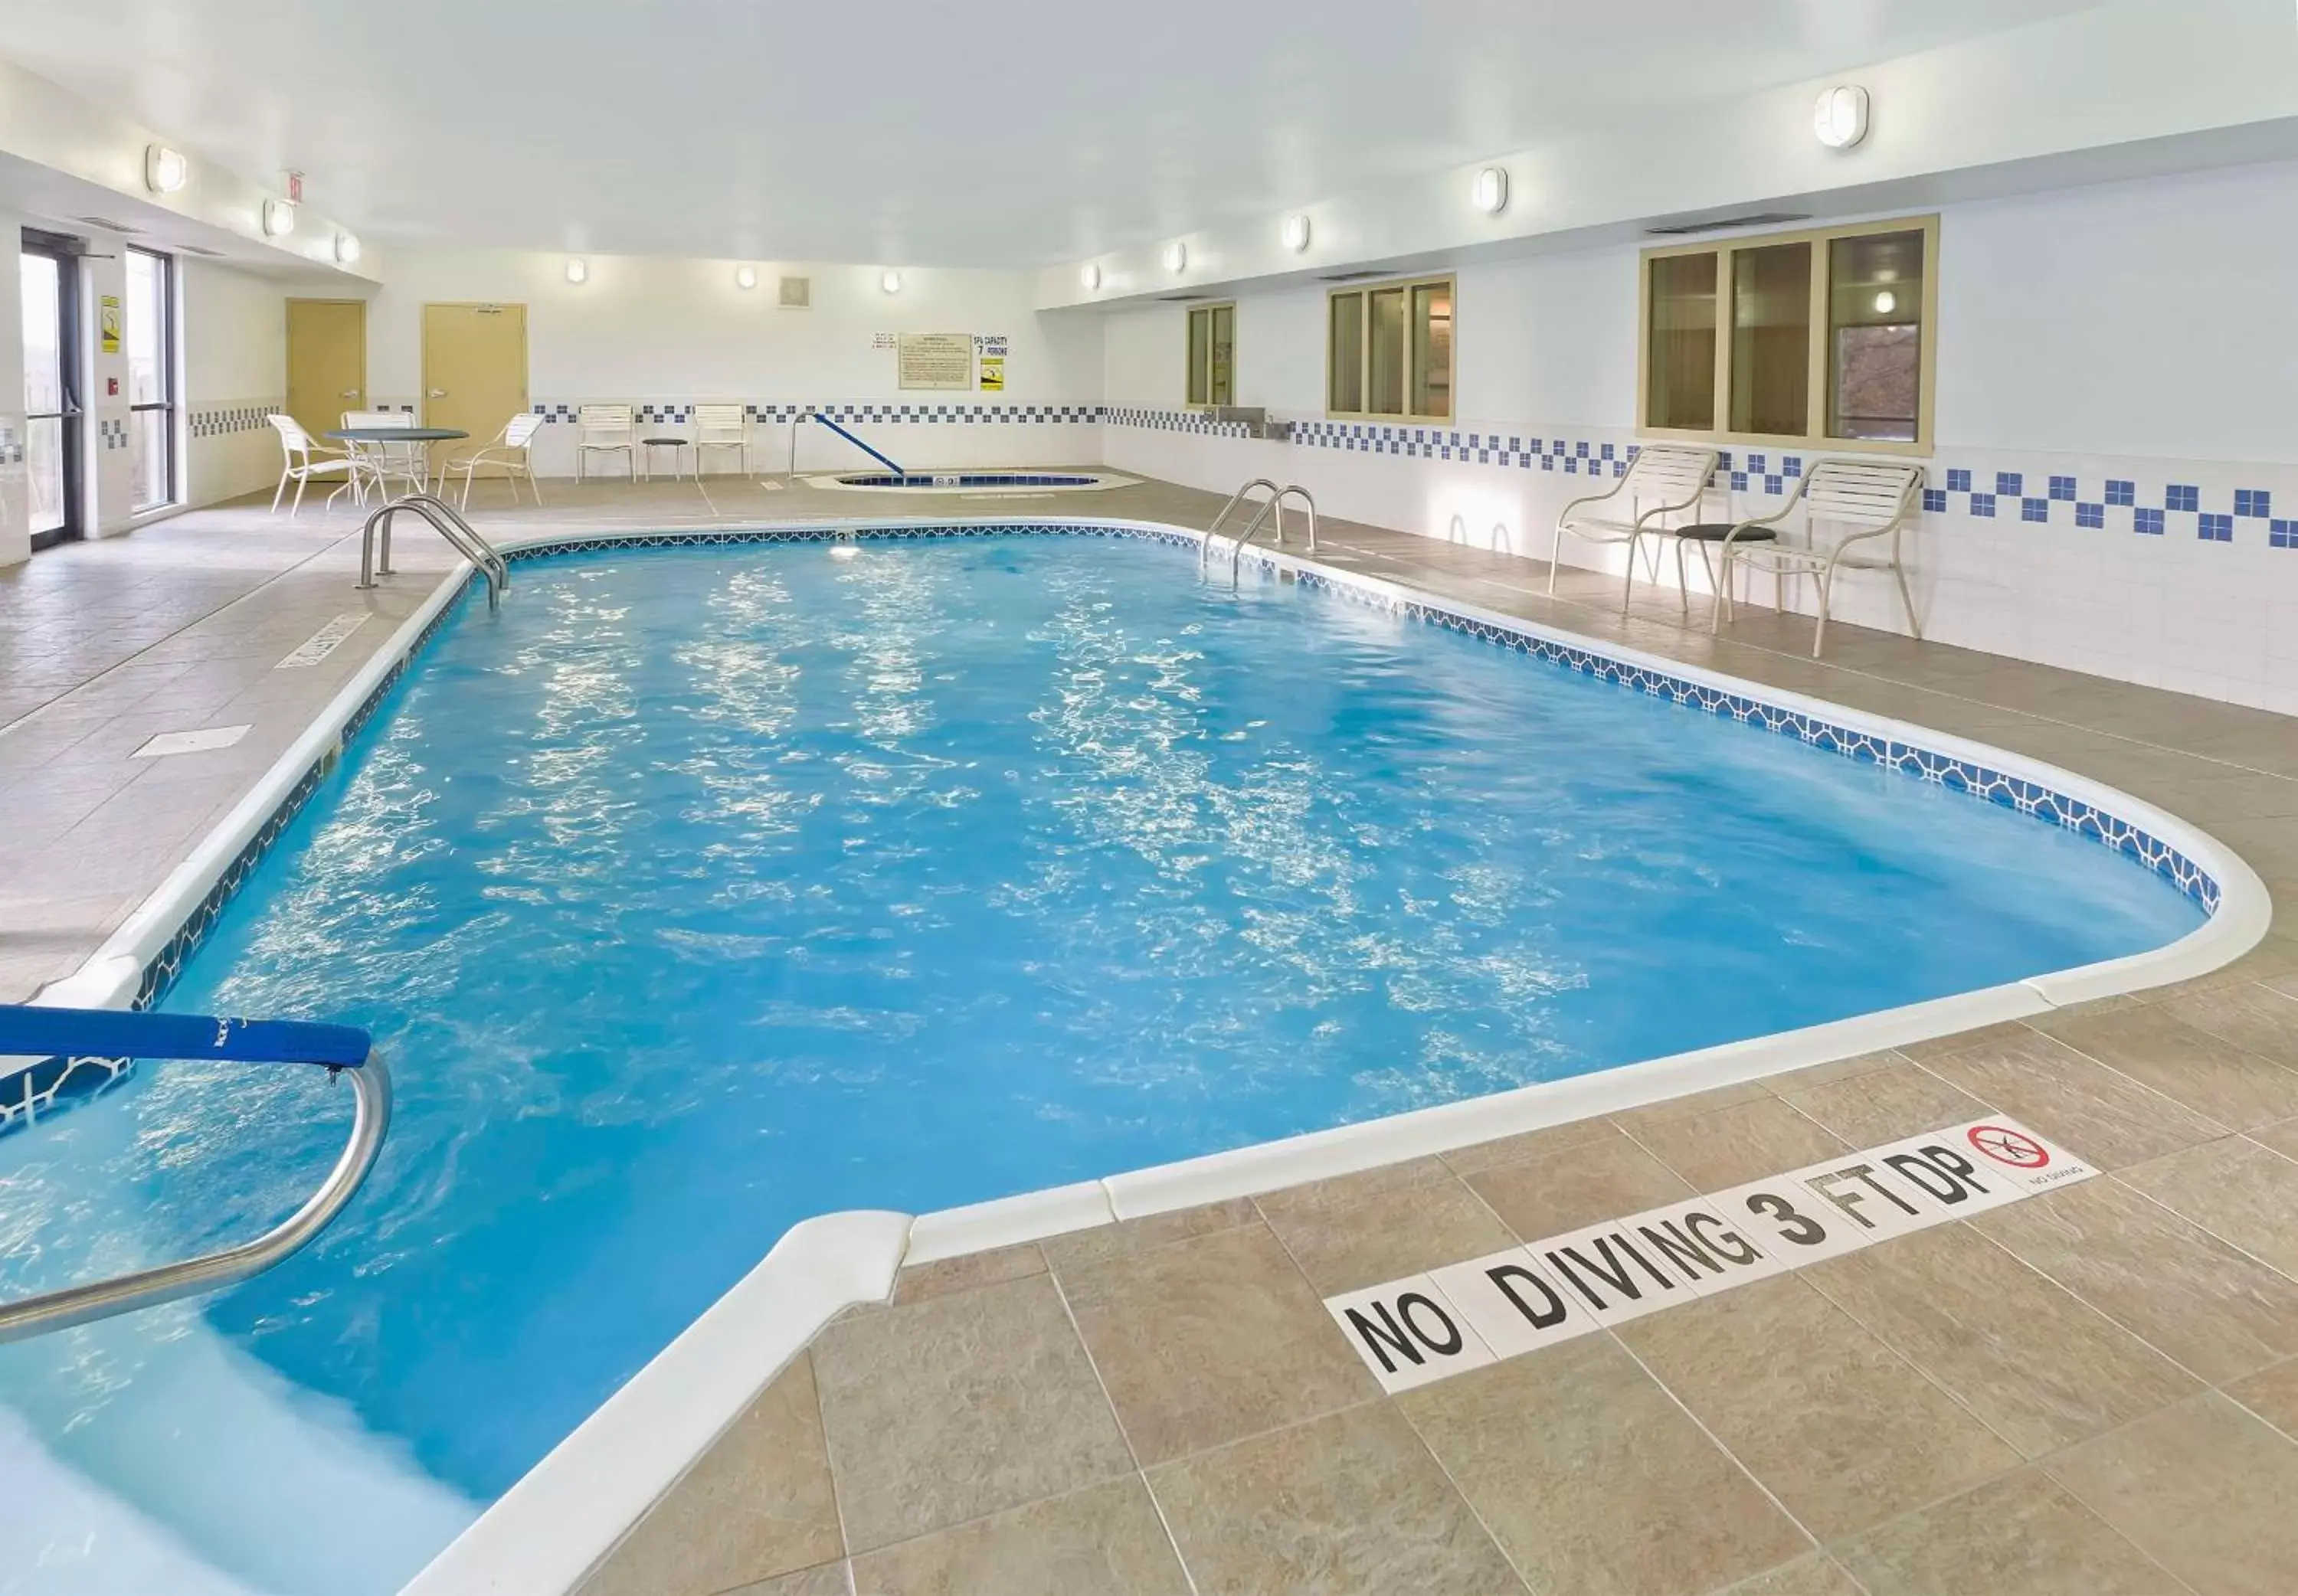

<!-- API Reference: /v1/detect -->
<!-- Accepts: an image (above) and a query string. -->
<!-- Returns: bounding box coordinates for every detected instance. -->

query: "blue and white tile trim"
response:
[98,416,128,452]
[532,401,1105,427]
[0,1054,133,1132]
[188,401,281,440]
[0,420,21,467]
[1102,405,1255,439]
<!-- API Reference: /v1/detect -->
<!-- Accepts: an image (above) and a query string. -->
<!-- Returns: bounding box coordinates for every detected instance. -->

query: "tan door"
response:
[286,299,367,440]
[421,303,529,479]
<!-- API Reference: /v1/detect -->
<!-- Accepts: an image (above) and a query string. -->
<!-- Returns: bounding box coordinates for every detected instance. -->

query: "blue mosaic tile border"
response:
[0,1054,133,1134]
[189,402,280,440]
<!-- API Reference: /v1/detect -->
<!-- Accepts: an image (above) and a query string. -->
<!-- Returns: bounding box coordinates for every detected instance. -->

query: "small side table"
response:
[640,436,694,481]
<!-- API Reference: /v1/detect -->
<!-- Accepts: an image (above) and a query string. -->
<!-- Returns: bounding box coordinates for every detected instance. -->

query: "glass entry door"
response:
[21,234,83,549]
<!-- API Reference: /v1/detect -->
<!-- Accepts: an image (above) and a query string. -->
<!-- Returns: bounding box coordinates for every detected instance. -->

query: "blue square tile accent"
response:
[2075,502,2105,529]
[1730,471,1750,491]
[1969,493,1996,518]
[2199,512,2234,542]
[2165,484,2199,512]
[1995,472,2023,497]
[2135,507,2165,535]
[2021,498,2050,523]
[1782,456,1804,477]
[1599,443,1615,460]
[2271,518,2297,548]
[1922,489,1947,513]
[1946,469,1972,493]
[1746,453,1767,473]
[1763,475,1784,495]
[2106,479,2136,506]
[2048,476,2077,501]
[2234,489,2272,518]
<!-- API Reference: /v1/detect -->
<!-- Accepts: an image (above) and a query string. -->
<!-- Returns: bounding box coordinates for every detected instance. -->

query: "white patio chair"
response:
[692,403,749,476]
[575,404,637,482]
[342,410,429,499]
[1547,444,1721,613]
[443,412,545,509]
[267,415,362,516]
[1711,457,1925,657]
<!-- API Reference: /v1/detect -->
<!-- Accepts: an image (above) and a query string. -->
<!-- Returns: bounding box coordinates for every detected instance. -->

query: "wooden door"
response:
[421,303,529,476]
[286,298,367,440]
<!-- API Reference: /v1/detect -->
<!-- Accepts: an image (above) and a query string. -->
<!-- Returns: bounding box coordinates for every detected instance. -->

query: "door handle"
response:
[428,388,447,398]
[342,389,361,399]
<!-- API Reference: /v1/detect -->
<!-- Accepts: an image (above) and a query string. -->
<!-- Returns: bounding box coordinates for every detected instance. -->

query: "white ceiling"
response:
[0,0,2104,268]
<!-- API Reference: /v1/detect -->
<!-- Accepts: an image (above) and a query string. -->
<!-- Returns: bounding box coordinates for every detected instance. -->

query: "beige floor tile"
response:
[2252,1115,2298,1163]
[1038,1197,1259,1271]
[1147,1402,1524,1594]
[1463,1127,1697,1238]
[846,1476,1190,1596]
[2225,1356,2298,1439]
[1832,1469,2180,1596]
[1805,1226,2198,1457]
[2159,983,2298,1068]
[2035,1006,2298,1131]
[1973,1177,2298,1384]
[1606,1078,1775,1134]
[1918,1028,2228,1169]
[1399,1334,1809,1596]
[1436,1112,1618,1176]
[726,1564,853,1596]
[1714,1554,1863,1595]
[2116,1136,2298,1278]
[891,1242,1046,1306]
[1250,1154,1456,1225]
[1260,1176,1519,1295]
[1759,1048,1909,1096]
[1618,1277,2021,1542]
[1059,1222,1380,1466]
[1620,1094,1849,1192]
[2046,1393,2298,1596]
[578,1354,842,1596]
[1779,1062,1992,1148]
[810,1274,1133,1552]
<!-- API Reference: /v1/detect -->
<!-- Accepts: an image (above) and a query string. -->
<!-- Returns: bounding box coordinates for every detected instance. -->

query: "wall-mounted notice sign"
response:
[898,332,974,391]
[974,332,1009,392]
[100,296,121,354]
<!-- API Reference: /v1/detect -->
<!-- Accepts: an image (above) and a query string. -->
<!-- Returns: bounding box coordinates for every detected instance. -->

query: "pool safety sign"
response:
[976,333,1008,392]
[898,332,974,391]
[1327,1117,2097,1392]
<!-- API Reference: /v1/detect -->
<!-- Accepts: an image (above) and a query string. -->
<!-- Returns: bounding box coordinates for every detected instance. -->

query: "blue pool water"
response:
[0,530,2202,1591]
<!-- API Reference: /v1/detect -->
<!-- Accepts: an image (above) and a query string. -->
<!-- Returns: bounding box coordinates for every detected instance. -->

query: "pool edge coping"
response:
[17,512,2270,1595]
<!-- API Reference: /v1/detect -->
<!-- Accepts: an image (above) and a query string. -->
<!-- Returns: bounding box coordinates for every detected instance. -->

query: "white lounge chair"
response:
[692,403,749,476]
[267,415,361,516]
[444,413,545,508]
[575,404,636,482]
[1711,457,1925,657]
[1548,443,1721,613]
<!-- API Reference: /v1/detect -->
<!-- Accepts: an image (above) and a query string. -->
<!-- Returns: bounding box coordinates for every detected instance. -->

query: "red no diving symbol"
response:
[1969,1124,2049,1169]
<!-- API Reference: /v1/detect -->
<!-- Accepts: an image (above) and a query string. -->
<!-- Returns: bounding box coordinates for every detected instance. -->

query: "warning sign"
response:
[1326,1117,2094,1392]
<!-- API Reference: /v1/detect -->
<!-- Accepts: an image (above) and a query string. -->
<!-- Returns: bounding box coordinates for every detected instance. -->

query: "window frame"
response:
[1324,272,1455,423]
[1183,299,1236,410]
[125,244,180,511]
[1635,214,1938,456]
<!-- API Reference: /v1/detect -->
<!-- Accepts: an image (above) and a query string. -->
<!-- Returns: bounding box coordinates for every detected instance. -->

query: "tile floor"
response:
[5,466,2297,1592]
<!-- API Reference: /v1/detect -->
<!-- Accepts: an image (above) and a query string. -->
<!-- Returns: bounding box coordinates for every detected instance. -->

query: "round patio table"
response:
[332,427,475,590]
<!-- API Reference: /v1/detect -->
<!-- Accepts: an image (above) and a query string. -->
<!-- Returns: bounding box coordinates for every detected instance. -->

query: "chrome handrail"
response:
[1206,480,1318,588]
[1278,484,1318,554]
[1199,478,1282,573]
[358,494,509,609]
[0,1006,391,1345]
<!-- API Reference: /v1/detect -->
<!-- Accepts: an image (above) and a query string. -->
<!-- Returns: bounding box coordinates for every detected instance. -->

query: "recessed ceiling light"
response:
[261,198,296,237]
[1079,262,1102,291]
[334,233,360,265]
[735,265,758,289]
[1470,167,1508,215]
[880,270,902,295]
[565,257,588,284]
[1813,84,1870,149]
[144,145,188,194]
[1282,214,1311,252]
[1163,241,1187,273]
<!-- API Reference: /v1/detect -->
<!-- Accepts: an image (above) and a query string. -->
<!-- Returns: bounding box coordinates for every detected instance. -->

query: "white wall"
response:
[180,257,286,508]
[1100,161,2298,716]
[0,205,26,567]
[365,249,1105,475]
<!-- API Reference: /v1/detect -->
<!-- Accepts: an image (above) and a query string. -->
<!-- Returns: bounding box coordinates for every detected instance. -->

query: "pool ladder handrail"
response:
[1201,479,1318,589]
[787,409,906,479]
[0,1004,392,1345]
[358,494,510,610]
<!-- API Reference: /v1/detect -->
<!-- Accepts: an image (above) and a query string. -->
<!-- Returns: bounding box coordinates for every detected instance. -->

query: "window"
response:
[1639,216,1935,453]
[126,247,177,510]
[1184,302,1234,407]
[1327,274,1452,420]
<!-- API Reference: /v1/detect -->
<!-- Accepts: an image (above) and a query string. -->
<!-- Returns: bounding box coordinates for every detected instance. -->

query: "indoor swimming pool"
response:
[0,528,2207,1593]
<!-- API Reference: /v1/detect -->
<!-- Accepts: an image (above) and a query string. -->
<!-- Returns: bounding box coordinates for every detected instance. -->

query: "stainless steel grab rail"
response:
[1199,479,1282,574]
[1204,480,1318,589]
[358,494,509,609]
[0,1005,391,1346]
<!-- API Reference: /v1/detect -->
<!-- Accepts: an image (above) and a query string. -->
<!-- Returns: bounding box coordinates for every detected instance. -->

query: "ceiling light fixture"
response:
[1873,289,1898,315]
[1813,84,1871,149]
[334,232,361,265]
[1163,241,1187,273]
[565,257,588,284]
[144,145,188,194]
[735,265,758,289]
[1282,214,1311,252]
[1470,166,1509,215]
[880,270,902,295]
[261,198,296,238]
[1079,262,1102,291]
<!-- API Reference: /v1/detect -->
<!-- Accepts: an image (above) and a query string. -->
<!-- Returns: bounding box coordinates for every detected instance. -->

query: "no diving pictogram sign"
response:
[1969,1123,2048,1169]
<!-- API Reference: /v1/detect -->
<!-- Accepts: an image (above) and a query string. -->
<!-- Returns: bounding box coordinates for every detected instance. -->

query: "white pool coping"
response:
[801,468,1138,495]
[24,513,2270,1595]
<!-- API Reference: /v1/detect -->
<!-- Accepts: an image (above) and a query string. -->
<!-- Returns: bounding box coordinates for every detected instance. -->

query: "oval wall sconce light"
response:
[1470,166,1509,214]
[1281,214,1311,252]
[145,145,188,194]
[1079,262,1102,291]
[262,198,296,237]
[735,264,758,289]
[334,233,361,265]
[880,270,903,294]
[1163,241,1188,273]
[1813,84,1871,149]
[565,257,589,284]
